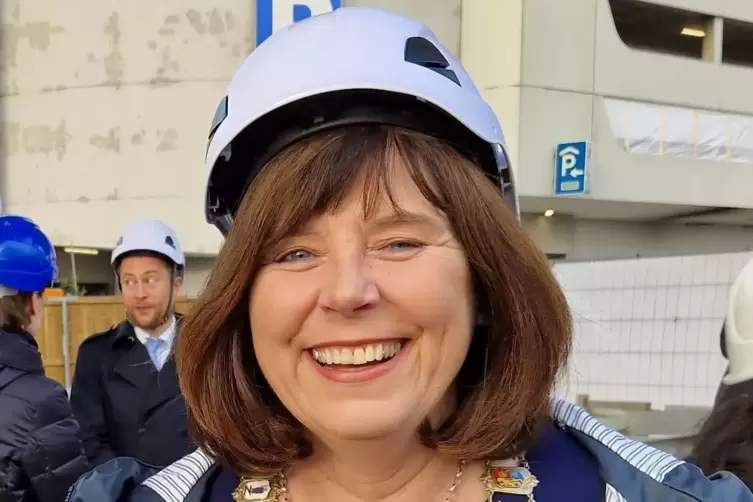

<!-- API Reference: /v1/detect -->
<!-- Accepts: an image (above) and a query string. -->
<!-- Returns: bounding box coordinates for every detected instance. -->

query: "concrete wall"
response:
[0,0,462,256]
[654,0,753,20]
[1,0,244,255]
[526,216,753,260]
[3,0,751,265]
[460,0,524,170]
[508,0,753,208]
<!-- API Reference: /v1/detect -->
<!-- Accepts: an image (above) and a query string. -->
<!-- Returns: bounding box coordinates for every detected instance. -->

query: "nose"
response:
[134,281,148,299]
[319,254,380,316]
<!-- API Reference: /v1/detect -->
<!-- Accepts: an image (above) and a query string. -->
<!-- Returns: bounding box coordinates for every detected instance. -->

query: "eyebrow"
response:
[368,211,446,231]
[280,211,447,242]
[121,270,161,278]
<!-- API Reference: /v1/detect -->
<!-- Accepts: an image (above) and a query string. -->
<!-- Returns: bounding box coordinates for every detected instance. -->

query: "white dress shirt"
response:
[134,316,177,369]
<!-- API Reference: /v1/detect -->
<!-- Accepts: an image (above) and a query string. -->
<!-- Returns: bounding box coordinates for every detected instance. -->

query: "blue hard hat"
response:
[0,215,57,293]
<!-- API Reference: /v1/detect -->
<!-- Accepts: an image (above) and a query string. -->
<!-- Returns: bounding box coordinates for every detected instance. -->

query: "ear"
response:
[27,293,39,316]
[173,275,184,294]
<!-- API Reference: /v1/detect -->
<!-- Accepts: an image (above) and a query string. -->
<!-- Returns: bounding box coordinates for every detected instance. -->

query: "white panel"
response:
[603,97,753,162]
[556,251,753,408]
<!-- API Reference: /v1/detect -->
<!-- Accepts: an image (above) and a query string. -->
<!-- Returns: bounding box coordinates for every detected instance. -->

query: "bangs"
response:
[246,126,462,249]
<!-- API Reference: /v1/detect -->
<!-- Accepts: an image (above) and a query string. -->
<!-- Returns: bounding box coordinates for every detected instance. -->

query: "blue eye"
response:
[388,241,422,251]
[280,249,312,262]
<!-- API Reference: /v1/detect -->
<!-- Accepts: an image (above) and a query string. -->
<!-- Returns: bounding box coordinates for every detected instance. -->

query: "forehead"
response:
[333,157,441,220]
[119,255,169,275]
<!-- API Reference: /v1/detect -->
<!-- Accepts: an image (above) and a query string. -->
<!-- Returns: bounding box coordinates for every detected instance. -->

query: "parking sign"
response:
[256,0,342,46]
[554,141,589,196]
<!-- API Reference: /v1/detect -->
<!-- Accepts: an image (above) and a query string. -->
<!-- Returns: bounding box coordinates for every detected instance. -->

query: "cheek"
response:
[158,284,172,300]
[249,272,315,353]
[249,283,311,396]
[377,250,475,330]
[375,252,475,384]
[122,292,136,306]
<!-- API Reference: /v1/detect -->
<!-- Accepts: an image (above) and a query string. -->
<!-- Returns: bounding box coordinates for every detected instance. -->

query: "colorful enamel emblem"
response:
[481,461,539,497]
[232,477,282,502]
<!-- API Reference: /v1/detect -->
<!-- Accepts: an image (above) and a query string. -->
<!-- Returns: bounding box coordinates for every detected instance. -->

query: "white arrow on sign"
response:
[569,168,584,178]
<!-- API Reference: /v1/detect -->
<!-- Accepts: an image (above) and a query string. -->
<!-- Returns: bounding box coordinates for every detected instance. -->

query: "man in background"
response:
[70,219,194,467]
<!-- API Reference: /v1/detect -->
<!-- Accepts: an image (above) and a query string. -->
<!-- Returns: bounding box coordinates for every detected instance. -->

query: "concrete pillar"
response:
[459,0,524,169]
[702,17,723,64]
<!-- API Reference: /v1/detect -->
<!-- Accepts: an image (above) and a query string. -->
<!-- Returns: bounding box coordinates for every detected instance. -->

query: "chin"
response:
[308,400,422,441]
[133,317,150,327]
[133,316,159,330]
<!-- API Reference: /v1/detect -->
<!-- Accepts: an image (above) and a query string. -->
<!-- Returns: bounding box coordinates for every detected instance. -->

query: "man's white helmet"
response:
[111,219,185,271]
[722,257,753,385]
[203,6,517,236]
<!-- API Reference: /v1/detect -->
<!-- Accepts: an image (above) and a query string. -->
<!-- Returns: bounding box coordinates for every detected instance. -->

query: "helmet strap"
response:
[161,265,177,326]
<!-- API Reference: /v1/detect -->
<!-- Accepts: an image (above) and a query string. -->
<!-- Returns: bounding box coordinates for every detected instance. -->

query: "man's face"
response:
[119,256,182,330]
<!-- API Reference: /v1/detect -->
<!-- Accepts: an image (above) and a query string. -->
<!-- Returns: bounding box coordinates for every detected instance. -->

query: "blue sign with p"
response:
[257,0,342,46]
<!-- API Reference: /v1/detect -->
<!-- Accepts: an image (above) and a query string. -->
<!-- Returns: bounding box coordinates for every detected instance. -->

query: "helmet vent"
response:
[404,36,460,86]
[209,96,229,141]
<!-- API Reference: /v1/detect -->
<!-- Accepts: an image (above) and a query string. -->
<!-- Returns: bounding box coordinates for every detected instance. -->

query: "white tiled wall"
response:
[554,252,753,408]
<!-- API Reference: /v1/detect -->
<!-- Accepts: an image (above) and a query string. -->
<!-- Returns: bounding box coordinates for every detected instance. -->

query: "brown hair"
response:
[689,393,753,489]
[0,293,34,330]
[177,126,572,474]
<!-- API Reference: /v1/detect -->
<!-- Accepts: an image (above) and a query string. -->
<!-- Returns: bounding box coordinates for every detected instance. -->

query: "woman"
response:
[67,7,751,502]
[689,257,753,488]
[0,215,90,501]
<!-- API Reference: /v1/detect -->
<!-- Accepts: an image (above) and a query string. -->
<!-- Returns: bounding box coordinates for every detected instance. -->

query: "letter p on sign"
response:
[257,0,342,46]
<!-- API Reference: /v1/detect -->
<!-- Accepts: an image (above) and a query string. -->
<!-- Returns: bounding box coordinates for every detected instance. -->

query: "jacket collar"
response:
[111,313,184,347]
[71,399,748,502]
[0,326,44,374]
[140,399,688,502]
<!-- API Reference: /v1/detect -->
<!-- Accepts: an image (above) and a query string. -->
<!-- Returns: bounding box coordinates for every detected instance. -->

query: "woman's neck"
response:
[288,435,486,502]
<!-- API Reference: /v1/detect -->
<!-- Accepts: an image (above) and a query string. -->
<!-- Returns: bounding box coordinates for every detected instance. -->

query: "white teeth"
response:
[312,342,403,366]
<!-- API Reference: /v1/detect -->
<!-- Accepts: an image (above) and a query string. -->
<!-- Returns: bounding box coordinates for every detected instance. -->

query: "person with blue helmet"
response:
[0,215,90,502]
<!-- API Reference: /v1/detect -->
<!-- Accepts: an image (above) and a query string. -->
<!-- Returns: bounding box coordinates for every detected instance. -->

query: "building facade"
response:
[1,0,752,295]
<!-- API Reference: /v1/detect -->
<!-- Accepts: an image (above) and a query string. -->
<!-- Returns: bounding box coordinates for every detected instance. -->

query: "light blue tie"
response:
[144,338,165,371]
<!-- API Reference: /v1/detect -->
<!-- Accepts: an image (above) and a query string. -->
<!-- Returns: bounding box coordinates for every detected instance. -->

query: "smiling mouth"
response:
[311,341,404,367]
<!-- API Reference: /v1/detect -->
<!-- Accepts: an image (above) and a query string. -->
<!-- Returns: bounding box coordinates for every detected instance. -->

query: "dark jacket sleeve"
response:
[66,457,162,502]
[0,380,90,502]
[69,338,117,466]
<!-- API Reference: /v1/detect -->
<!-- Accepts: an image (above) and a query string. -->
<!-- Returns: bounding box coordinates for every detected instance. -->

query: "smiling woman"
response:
[185,126,567,474]
[65,6,753,502]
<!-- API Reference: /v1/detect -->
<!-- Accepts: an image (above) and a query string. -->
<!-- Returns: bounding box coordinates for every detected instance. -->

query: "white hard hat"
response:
[111,219,185,269]
[722,257,753,385]
[203,6,517,236]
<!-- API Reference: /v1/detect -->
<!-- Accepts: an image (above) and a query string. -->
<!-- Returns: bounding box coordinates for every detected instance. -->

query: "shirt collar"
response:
[134,316,177,347]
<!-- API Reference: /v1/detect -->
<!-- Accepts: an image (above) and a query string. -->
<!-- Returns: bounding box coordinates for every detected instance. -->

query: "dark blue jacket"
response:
[66,399,753,502]
[69,318,194,468]
[0,327,89,502]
